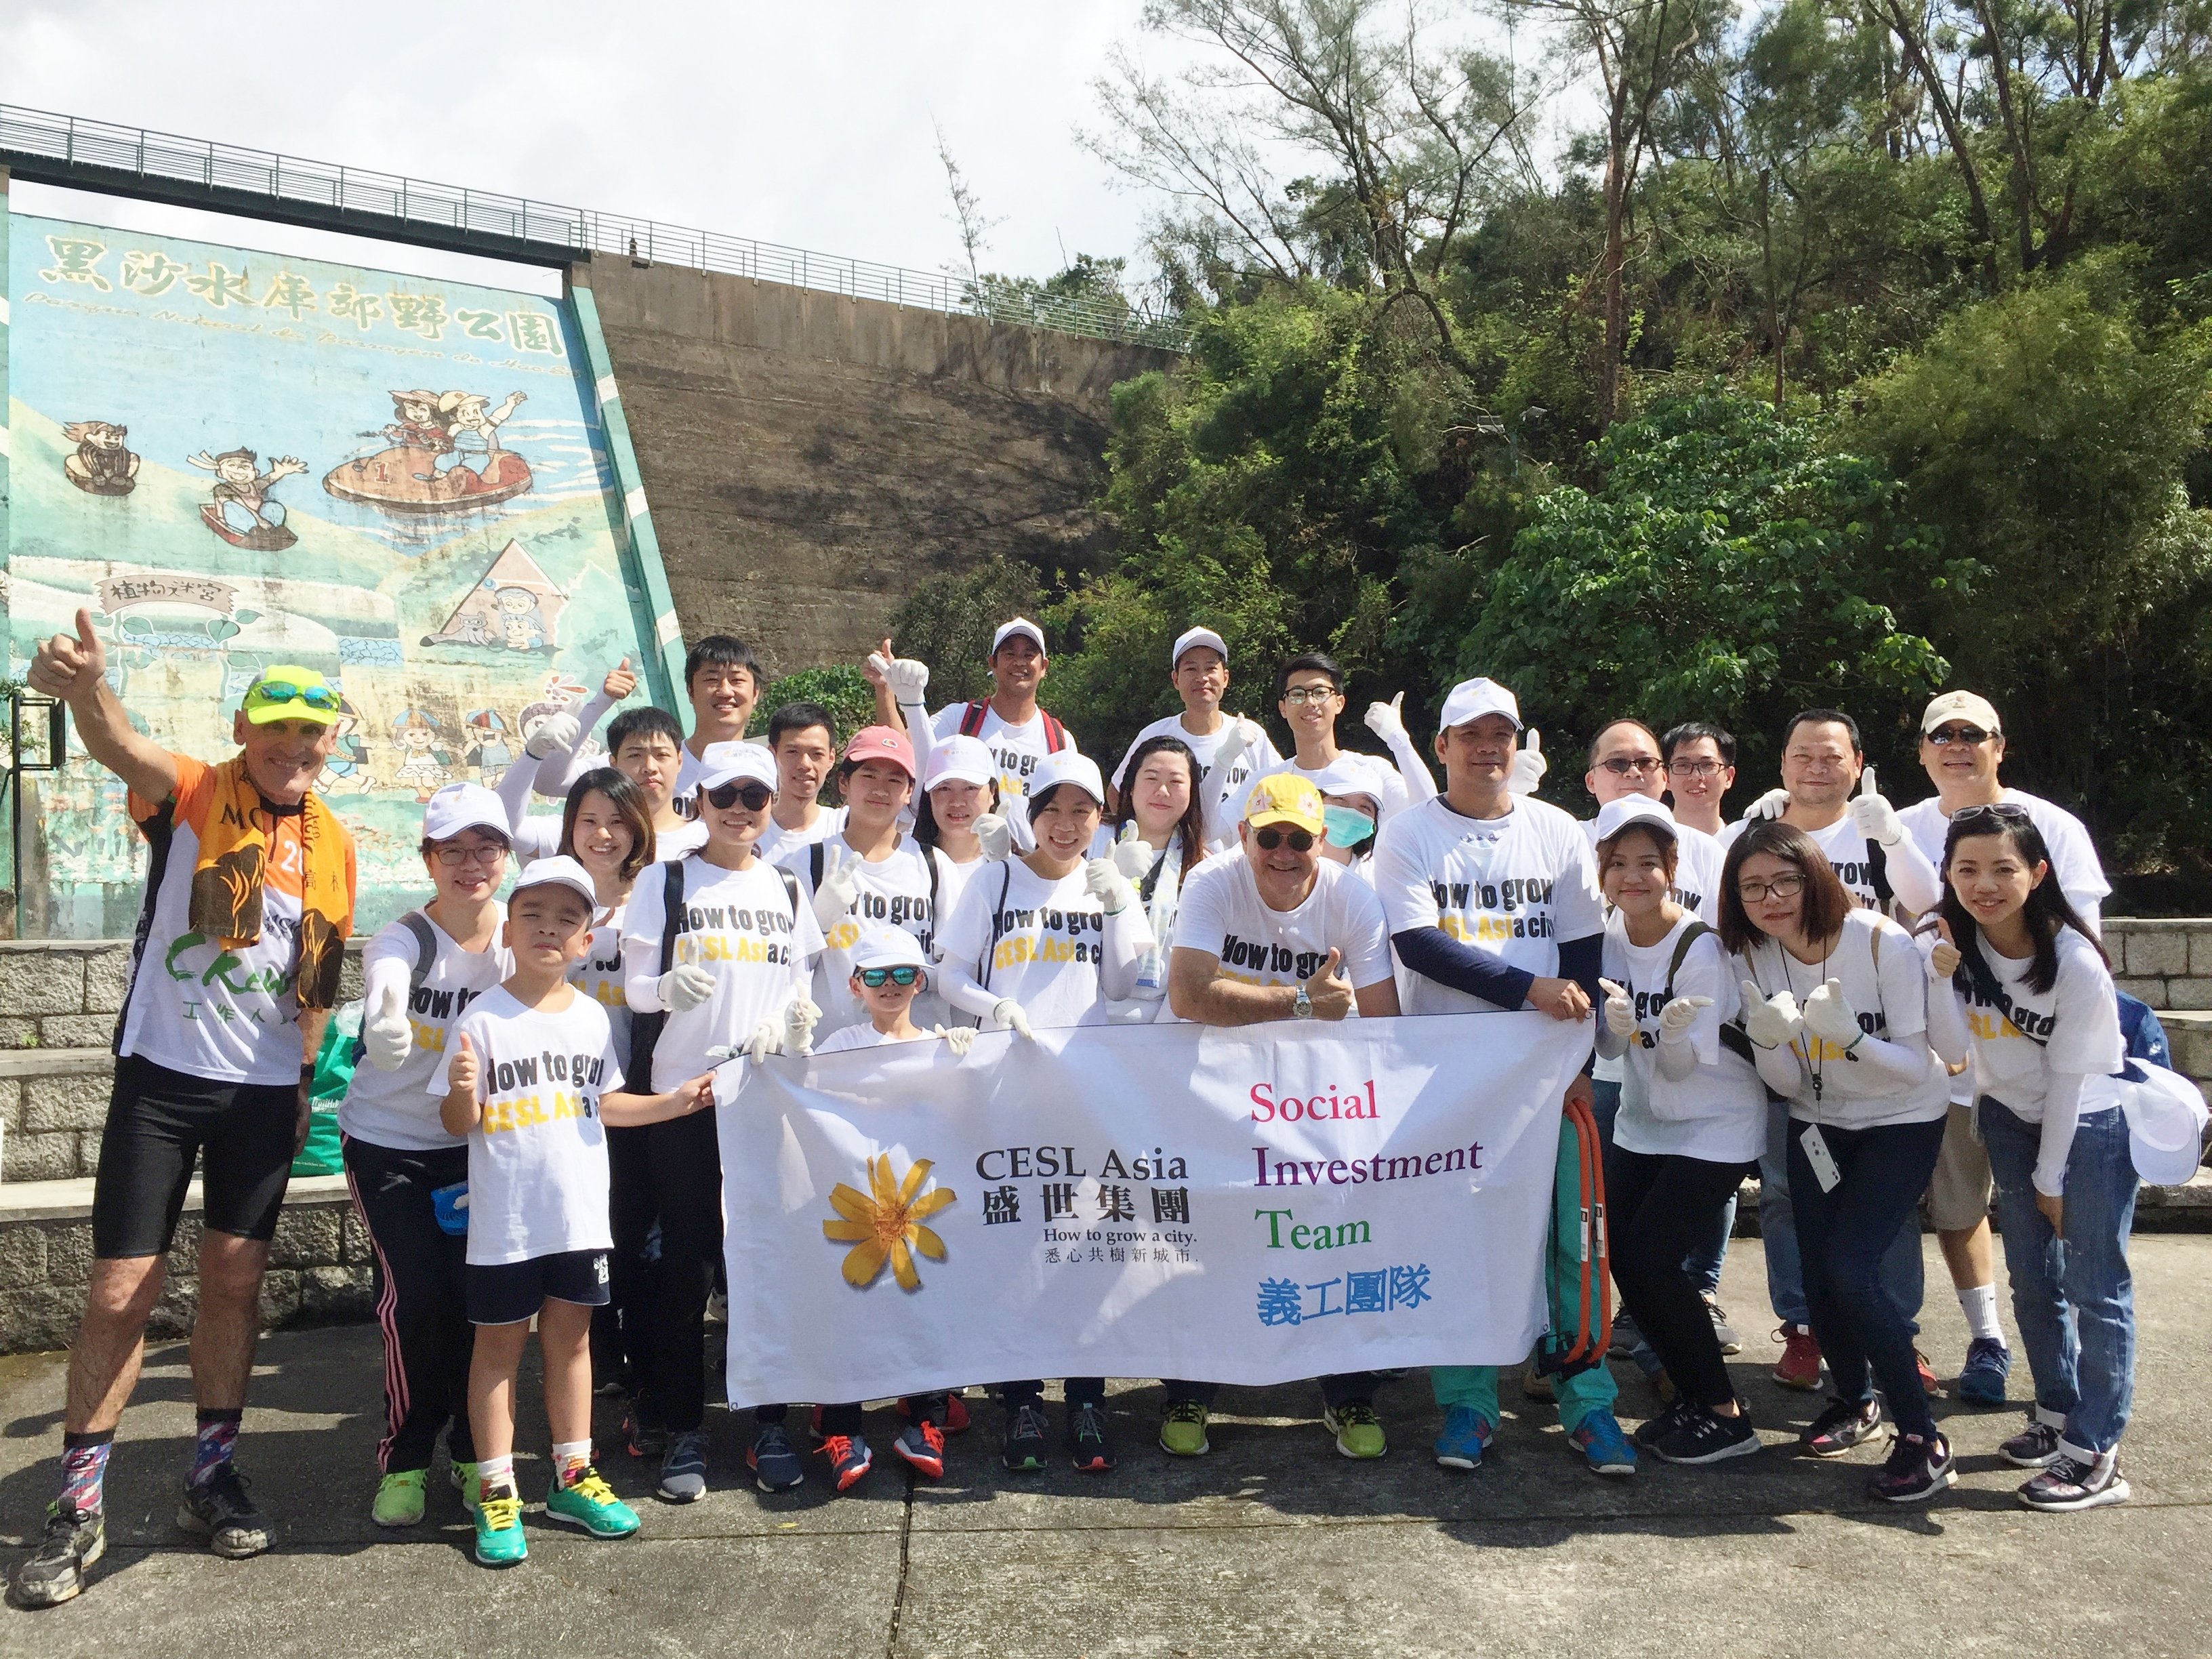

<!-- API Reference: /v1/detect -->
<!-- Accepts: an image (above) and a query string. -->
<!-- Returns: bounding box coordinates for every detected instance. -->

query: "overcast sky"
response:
[4,1,1194,291]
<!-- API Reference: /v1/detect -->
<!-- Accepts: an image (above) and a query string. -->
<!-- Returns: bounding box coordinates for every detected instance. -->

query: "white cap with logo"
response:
[510,853,598,909]
[1026,750,1106,814]
[1921,691,2002,735]
[693,741,779,793]
[423,782,511,843]
[1170,626,1229,670]
[990,617,1048,657]
[850,924,930,972]
[1436,677,1523,735]
[1593,795,1679,845]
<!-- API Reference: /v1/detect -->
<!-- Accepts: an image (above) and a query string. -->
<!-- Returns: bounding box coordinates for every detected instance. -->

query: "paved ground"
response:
[0,1235,2205,1659]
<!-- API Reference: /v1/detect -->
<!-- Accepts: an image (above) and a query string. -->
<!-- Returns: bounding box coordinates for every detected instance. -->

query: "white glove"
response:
[935,1023,977,1057]
[1597,977,1636,1038]
[1084,857,1139,916]
[1799,977,1863,1050]
[1657,995,1714,1041]
[975,813,1012,861]
[745,1019,783,1065]
[812,842,860,928]
[1364,693,1408,745]
[1740,981,1802,1050]
[363,983,413,1072]
[1104,998,1154,1024]
[1509,728,1546,796]
[993,998,1034,1040]
[1845,764,1904,847]
[525,710,581,760]
[657,962,716,1013]
[1925,922,1961,982]
[1213,718,1254,772]
[1111,837,1155,882]
[867,654,928,706]
[783,991,821,1056]
[1744,787,1792,823]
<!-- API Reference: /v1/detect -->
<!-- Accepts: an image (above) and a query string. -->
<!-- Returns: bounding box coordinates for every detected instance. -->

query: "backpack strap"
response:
[978,862,1016,994]
[348,910,440,1067]
[777,865,802,924]
[810,840,825,893]
[626,858,691,1086]
[1866,840,1896,916]
[1041,712,1069,754]
[959,701,989,739]
[1666,918,1759,1066]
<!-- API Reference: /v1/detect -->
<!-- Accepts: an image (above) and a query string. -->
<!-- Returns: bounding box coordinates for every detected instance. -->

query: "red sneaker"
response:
[1914,1350,1943,1399]
[1773,1324,1824,1391]
[819,1433,873,1492]
[893,1420,946,1479]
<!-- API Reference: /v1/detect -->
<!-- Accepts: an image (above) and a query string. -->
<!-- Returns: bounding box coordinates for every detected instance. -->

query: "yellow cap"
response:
[240,665,342,726]
[1244,772,1326,836]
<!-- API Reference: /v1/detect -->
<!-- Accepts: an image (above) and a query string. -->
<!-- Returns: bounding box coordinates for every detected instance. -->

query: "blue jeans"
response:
[1982,1100,2139,1454]
[1761,1097,1923,1332]
[1590,1080,1735,1299]
[1786,1114,1948,1439]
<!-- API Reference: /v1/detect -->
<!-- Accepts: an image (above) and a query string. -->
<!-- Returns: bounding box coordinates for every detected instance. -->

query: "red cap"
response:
[842,724,916,779]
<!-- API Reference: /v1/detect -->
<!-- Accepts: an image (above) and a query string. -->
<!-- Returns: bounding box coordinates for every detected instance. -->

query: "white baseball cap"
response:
[1593,795,1679,845]
[1437,677,1523,734]
[924,735,996,791]
[509,853,598,909]
[990,617,1048,657]
[849,923,930,972]
[1921,691,2003,735]
[1170,626,1229,670]
[422,782,511,843]
[1305,758,1383,806]
[1026,750,1106,815]
[693,741,778,794]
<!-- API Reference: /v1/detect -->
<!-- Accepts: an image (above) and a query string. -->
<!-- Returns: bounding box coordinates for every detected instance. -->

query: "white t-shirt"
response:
[432,986,624,1266]
[936,860,1155,1030]
[1584,816,1723,924]
[1171,851,1395,995]
[1961,928,2123,1122]
[779,833,951,1035]
[814,1021,939,1056]
[573,901,633,1067]
[1899,789,2108,931]
[1717,814,1888,912]
[620,855,824,1090]
[340,909,510,1152]
[1736,908,1948,1126]
[1114,714,1281,811]
[755,806,844,869]
[1601,914,1765,1163]
[1370,794,1605,1017]
[929,703,1078,810]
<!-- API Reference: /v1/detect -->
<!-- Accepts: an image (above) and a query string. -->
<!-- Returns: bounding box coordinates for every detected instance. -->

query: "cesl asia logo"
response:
[824,1154,958,1292]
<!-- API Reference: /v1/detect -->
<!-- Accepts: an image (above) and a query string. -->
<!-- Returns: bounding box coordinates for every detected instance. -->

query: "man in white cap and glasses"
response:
[1370,678,1639,1479]
[1898,690,2110,1409]
[621,740,824,1504]
[1106,626,1280,836]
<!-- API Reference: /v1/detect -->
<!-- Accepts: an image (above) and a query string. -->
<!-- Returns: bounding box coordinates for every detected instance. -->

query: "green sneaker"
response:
[1324,1400,1387,1460]
[450,1460,480,1511]
[1159,1399,1211,1457]
[371,1468,428,1528]
[471,1484,527,1568]
[543,1467,640,1540]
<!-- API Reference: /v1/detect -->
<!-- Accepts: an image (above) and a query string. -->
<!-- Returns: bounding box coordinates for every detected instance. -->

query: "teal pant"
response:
[1432,1111,1618,1433]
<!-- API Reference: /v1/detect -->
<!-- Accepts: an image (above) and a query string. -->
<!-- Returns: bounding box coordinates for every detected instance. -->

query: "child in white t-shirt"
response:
[434,857,715,1569]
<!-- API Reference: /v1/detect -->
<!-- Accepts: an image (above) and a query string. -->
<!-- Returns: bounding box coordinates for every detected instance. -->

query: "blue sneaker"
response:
[747,1423,805,1494]
[1433,1405,1495,1470]
[1569,1410,1637,1477]
[657,1429,710,1503]
[1956,1337,2011,1406]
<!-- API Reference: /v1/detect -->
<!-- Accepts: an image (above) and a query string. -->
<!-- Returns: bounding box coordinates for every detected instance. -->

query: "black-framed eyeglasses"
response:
[1598,756,1662,776]
[1737,872,1806,901]
[703,781,773,811]
[1926,724,1994,746]
[1253,826,1316,852]
[857,966,922,988]
[432,843,508,868]
[1667,758,1723,778]
[1281,686,1339,706]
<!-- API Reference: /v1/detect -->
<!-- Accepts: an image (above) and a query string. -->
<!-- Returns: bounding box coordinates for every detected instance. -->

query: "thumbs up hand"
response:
[1927,916,1962,981]
[1741,981,1801,1050]
[364,983,413,1072]
[1799,977,1864,1050]
[1847,763,1904,848]
[1364,693,1408,744]
[1598,977,1637,1037]
[447,1031,481,1099]
[28,609,108,705]
[601,657,638,701]
[1656,995,1714,1040]
[1303,947,1353,1021]
[1509,728,1547,796]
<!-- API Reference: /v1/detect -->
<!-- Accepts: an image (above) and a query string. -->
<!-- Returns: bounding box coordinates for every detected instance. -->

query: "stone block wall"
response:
[2106,918,2212,1012]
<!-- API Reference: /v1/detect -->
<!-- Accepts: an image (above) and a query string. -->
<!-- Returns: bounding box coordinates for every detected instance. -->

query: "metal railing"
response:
[0,104,1190,351]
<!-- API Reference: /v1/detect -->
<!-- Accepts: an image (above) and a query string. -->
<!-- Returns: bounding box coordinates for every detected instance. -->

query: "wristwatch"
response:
[1293,983,1315,1020]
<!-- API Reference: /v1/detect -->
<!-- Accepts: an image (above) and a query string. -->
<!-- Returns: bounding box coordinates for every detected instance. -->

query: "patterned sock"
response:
[477,1454,516,1497]
[190,1409,243,1489]
[58,1431,115,1515]
[550,1440,592,1489]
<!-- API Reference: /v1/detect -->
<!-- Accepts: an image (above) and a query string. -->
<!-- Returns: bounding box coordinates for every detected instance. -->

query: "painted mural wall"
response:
[4,211,660,937]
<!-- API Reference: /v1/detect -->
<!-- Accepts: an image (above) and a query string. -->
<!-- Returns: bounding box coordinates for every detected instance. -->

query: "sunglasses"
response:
[1925,724,1994,745]
[1949,802,2033,827]
[249,680,342,712]
[703,781,773,811]
[1253,826,1316,852]
[1597,756,1662,776]
[857,966,922,988]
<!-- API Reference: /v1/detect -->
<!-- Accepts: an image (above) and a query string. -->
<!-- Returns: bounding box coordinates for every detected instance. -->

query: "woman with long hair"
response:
[1102,735,1208,1004]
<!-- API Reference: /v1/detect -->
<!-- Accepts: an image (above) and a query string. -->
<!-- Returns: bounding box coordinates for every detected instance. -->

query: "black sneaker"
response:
[2018,1448,2131,1512]
[1002,1402,1050,1471]
[176,1465,271,1559]
[1801,1397,1883,1458]
[1633,1395,1700,1451]
[2001,1418,2064,1469]
[1653,1407,1761,1466]
[9,1504,105,1608]
[623,1398,668,1459]
[1067,1401,1117,1473]
[1870,1432,1957,1502]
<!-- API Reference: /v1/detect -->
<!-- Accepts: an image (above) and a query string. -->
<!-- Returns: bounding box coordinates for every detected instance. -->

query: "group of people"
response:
[5,600,2170,1604]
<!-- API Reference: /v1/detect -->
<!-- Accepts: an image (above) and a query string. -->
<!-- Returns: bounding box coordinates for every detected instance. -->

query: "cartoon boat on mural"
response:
[324,388,534,514]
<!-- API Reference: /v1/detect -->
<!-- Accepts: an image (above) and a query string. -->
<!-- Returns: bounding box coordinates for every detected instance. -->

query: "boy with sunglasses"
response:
[1898,691,2112,1408]
[621,742,825,1502]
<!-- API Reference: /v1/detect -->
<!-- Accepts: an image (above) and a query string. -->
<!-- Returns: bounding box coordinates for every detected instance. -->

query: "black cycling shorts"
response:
[91,1054,298,1258]
[466,1249,611,1326]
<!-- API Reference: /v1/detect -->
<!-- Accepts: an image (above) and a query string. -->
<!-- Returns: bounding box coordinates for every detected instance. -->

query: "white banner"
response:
[717,1013,1589,1409]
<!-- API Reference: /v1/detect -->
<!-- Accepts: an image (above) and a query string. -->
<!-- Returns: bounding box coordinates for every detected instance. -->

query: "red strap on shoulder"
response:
[959,701,987,738]
[1042,712,1068,753]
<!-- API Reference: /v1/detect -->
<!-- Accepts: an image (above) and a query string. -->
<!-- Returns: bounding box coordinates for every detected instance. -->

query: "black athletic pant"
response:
[342,1135,476,1473]
[1603,1143,1750,1412]
[592,1124,658,1396]
[1002,1378,1105,1409]
[638,1107,723,1434]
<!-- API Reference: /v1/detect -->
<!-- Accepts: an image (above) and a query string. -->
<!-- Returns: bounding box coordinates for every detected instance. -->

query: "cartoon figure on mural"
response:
[419,539,567,654]
[324,388,532,513]
[62,422,140,495]
[316,699,371,794]
[190,447,306,550]
[464,709,514,783]
[389,707,457,801]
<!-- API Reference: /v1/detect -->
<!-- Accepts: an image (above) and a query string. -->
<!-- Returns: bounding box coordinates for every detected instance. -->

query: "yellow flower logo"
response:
[823,1154,956,1291]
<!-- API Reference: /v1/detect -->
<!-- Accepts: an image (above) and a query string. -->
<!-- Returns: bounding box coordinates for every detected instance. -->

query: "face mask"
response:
[1323,804,1376,851]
